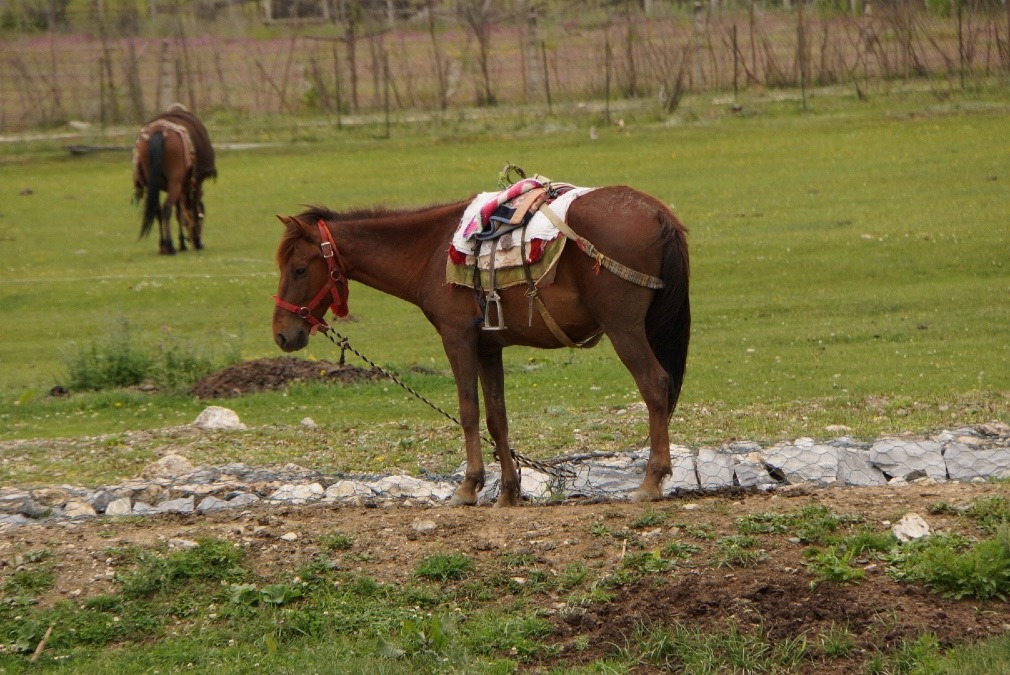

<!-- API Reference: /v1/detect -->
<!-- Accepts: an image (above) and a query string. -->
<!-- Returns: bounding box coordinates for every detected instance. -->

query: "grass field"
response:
[2,82,1010,675]
[1,86,1008,465]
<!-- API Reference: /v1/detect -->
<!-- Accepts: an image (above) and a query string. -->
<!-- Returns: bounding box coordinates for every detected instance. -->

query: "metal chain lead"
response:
[320,329,575,481]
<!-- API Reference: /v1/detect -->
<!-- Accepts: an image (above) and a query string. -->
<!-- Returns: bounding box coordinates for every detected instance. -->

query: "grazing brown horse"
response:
[272,186,690,506]
[133,105,216,255]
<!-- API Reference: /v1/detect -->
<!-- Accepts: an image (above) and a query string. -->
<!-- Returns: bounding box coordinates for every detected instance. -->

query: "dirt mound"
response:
[190,356,378,398]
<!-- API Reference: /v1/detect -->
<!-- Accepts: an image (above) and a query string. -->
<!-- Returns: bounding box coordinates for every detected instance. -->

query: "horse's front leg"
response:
[477,349,520,507]
[443,337,485,506]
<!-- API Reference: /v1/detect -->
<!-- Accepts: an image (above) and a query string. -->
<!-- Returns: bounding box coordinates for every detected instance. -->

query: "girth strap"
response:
[537,203,665,290]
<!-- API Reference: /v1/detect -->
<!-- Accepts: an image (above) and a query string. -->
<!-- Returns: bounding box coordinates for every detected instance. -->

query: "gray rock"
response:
[892,512,931,542]
[0,514,33,526]
[411,518,438,534]
[193,406,246,431]
[1,494,48,519]
[869,438,946,481]
[733,452,778,489]
[836,448,887,487]
[64,501,97,518]
[268,483,324,503]
[944,442,1010,481]
[105,498,133,516]
[140,454,195,479]
[226,493,260,508]
[157,496,195,514]
[668,448,700,491]
[762,441,838,485]
[87,490,121,513]
[520,469,553,500]
[197,496,231,513]
[324,480,376,500]
[696,447,736,489]
[132,501,158,515]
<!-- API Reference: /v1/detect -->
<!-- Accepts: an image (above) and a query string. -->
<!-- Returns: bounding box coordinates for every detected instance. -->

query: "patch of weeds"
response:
[556,562,588,591]
[4,568,54,594]
[622,550,676,574]
[464,611,554,660]
[627,620,808,672]
[818,622,855,658]
[229,582,303,607]
[398,613,457,656]
[500,551,537,567]
[117,538,246,599]
[631,509,669,529]
[887,524,1010,600]
[661,540,703,560]
[804,548,865,587]
[716,535,766,568]
[843,527,897,556]
[415,552,474,582]
[928,500,963,516]
[61,317,239,393]
[589,521,611,538]
[736,511,792,535]
[866,633,940,674]
[676,522,716,540]
[319,530,354,551]
[568,584,614,606]
[964,495,1010,534]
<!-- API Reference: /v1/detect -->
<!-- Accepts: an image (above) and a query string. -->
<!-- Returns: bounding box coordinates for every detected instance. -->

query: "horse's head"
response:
[272,214,349,352]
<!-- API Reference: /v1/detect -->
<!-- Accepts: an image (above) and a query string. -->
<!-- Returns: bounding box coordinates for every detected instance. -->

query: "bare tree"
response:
[457,0,499,106]
[425,0,449,110]
[338,0,362,113]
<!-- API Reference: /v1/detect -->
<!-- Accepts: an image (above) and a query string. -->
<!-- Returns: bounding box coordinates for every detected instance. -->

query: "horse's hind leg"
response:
[158,198,175,255]
[477,349,521,507]
[606,328,672,501]
[175,202,188,252]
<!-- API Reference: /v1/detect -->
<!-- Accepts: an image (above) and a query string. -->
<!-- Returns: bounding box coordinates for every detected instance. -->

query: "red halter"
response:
[273,219,349,335]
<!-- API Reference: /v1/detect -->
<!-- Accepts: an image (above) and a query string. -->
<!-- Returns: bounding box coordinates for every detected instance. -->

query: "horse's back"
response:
[564,185,681,279]
[149,109,216,181]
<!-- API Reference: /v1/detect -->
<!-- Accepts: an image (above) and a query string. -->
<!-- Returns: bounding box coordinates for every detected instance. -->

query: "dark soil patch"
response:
[190,356,378,398]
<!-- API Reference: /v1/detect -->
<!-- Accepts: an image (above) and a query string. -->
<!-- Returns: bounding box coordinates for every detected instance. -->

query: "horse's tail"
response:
[140,130,165,239]
[645,210,691,415]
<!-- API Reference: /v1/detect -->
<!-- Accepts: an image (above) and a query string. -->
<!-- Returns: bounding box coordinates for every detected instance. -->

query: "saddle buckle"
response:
[483,290,506,331]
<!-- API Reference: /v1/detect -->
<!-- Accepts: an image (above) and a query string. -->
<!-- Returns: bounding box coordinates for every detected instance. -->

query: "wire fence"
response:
[2,0,1009,133]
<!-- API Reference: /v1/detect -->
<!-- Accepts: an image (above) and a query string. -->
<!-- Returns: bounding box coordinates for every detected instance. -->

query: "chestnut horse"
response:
[272,186,690,506]
[133,105,216,255]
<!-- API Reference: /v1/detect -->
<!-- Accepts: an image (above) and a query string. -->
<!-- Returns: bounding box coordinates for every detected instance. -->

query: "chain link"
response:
[320,329,576,481]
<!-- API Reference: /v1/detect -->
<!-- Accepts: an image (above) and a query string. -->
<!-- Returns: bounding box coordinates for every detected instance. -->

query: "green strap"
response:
[538,203,665,290]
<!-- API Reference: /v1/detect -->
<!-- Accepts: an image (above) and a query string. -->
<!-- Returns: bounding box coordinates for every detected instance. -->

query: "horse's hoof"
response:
[494,492,522,508]
[631,487,663,502]
[448,493,477,507]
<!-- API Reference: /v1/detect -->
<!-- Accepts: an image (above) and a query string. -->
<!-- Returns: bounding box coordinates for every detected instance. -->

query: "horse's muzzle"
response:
[275,328,308,352]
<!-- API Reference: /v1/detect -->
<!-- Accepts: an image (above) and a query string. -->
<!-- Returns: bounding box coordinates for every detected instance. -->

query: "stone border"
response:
[2,419,1008,527]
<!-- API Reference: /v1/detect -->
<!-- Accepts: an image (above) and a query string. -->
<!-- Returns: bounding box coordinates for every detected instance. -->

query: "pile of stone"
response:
[1,407,1008,528]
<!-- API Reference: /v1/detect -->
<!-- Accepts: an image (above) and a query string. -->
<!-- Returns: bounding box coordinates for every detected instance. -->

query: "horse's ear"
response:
[276,215,293,226]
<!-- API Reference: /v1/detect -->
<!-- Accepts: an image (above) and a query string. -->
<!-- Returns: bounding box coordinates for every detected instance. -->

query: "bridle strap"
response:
[273,219,349,334]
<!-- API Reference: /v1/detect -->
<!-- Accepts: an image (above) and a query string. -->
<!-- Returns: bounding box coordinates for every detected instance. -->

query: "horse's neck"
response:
[333,206,459,304]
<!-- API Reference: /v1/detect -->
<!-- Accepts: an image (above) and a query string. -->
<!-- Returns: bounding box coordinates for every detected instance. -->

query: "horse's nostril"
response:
[276,333,286,347]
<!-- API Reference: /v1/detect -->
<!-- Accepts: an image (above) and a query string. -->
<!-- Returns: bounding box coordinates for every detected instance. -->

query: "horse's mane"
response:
[278,200,470,266]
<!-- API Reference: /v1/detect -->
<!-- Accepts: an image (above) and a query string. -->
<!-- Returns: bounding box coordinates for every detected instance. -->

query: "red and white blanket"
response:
[450,184,595,263]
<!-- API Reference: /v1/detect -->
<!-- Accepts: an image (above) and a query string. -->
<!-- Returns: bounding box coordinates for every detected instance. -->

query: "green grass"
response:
[2,88,1009,461]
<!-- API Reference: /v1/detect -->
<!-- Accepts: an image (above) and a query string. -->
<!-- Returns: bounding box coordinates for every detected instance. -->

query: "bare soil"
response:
[190,356,378,398]
[5,480,1009,670]
[6,360,1007,667]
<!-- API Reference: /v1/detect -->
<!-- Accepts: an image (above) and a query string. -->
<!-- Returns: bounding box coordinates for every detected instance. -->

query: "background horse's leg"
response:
[159,193,175,255]
[606,328,673,500]
[442,335,485,506]
[175,202,188,252]
[477,349,520,507]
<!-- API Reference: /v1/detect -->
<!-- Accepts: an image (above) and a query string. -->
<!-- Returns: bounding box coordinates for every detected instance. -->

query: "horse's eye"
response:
[293,267,307,279]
